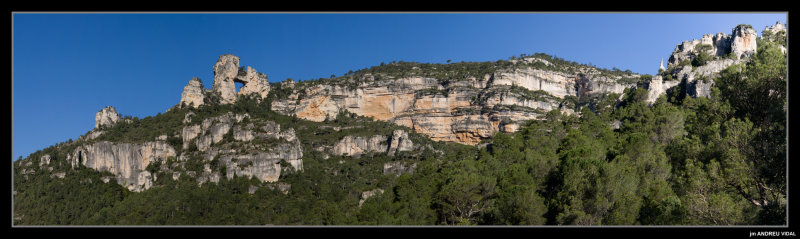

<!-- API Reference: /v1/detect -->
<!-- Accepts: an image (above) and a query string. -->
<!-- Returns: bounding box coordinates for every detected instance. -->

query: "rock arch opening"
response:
[235,80,245,93]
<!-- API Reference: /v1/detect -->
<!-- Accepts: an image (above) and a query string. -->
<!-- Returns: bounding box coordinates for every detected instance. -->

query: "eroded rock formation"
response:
[68,141,177,192]
[180,77,206,108]
[272,63,636,145]
[212,54,240,104]
[95,106,120,129]
[331,130,415,157]
[648,22,786,104]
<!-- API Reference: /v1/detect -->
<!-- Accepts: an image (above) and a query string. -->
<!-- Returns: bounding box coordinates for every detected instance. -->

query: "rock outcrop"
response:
[271,66,636,145]
[359,189,385,207]
[332,135,388,157]
[212,54,240,104]
[68,141,177,192]
[764,21,787,37]
[648,23,786,104]
[180,77,206,108]
[237,66,271,100]
[95,106,120,129]
[181,112,249,151]
[175,112,304,185]
[207,54,271,105]
[39,154,51,166]
[331,130,415,157]
[383,161,417,176]
[730,25,758,60]
[387,129,413,156]
[667,24,758,68]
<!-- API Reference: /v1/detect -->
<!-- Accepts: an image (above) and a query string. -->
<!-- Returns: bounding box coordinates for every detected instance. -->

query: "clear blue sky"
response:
[12,12,787,161]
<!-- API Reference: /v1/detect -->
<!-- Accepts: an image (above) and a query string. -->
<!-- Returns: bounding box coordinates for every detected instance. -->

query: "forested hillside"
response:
[12,29,786,225]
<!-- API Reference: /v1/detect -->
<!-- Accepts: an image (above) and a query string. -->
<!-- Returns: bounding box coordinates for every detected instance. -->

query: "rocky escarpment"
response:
[178,111,303,185]
[95,106,120,129]
[667,24,757,67]
[331,129,415,158]
[271,60,638,145]
[176,54,271,109]
[646,22,787,103]
[68,141,177,192]
[181,112,248,151]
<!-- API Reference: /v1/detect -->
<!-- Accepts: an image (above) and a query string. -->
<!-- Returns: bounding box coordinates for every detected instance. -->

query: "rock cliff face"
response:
[180,77,206,108]
[181,112,248,151]
[68,141,177,192]
[331,130,415,157]
[212,54,240,104]
[271,62,636,145]
[193,117,304,184]
[95,106,120,129]
[730,25,758,60]
[237,66,271,100]
[667,24,757,68]
[648,22,786,104]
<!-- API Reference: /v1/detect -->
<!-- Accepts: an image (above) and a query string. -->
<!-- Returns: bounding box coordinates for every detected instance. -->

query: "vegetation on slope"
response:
[13,42,786,225]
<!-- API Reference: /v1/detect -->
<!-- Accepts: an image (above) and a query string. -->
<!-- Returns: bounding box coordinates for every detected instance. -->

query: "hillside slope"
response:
[12,22,787,225]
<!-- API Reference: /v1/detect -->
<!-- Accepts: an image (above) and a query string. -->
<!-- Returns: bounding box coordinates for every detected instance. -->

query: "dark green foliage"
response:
[692,50,712,67]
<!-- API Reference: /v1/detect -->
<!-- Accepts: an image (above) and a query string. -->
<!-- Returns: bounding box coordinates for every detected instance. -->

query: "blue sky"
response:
[12,12,787,161]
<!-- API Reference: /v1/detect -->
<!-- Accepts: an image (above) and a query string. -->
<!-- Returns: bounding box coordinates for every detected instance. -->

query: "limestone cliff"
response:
[212,54,240,104]
[331,130,415,158]
[68,141,177,192]
[95,106,120,129]
[647,22,786,104]
[270,59,637,145]
[667,24,758,68]
[180,77,206,108]
[176,54,271,109]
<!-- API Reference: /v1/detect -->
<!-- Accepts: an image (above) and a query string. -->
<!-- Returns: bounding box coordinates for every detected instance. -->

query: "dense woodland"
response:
[12,39,786,225]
